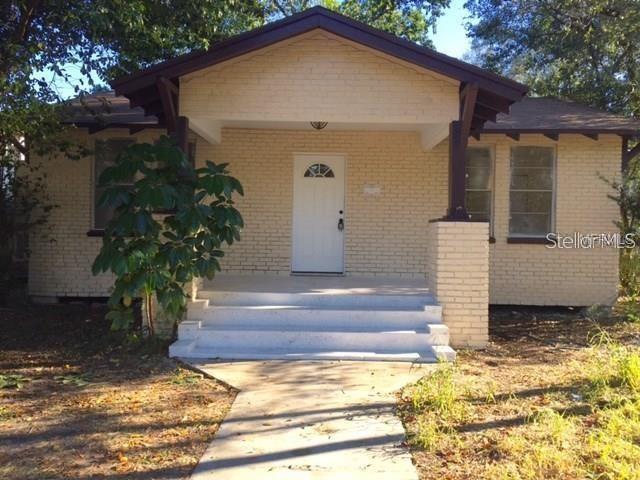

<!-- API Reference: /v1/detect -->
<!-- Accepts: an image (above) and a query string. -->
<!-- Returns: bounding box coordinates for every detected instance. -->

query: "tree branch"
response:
[9,138,27,156]
[0,0,42,78]
[271,0,291,17]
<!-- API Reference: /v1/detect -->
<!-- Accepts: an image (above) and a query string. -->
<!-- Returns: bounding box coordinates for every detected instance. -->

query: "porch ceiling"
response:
[188,118,451,150]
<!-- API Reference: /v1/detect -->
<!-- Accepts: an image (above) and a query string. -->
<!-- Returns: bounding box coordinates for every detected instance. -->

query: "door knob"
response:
[338,218,344,231]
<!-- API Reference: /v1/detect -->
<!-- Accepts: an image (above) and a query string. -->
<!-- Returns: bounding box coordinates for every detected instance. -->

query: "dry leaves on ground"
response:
[0,303,236,480]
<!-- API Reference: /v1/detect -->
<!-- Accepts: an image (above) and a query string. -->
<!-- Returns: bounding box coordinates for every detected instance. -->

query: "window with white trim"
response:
[93,139,135,230]
[465,146,493,225]
[509,146,555,237]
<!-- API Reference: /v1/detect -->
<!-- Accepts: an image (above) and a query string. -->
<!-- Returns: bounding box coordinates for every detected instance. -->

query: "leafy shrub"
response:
[92,136,243,335]
[620,248,640,297]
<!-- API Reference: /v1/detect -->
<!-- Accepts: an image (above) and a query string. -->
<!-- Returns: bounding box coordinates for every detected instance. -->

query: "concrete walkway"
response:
[187,360,429,479]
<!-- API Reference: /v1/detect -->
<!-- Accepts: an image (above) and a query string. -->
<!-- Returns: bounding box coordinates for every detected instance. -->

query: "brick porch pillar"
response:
[427,221,489,348]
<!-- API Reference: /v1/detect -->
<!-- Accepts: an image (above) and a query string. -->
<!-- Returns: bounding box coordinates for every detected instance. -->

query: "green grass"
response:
[486,409,584,479]
[403,334,640,479]
[0,374,30,390]
[0,406,15,420]
[54,373,91,387]
[408,363,469,451]
[169,369,203,385]
[620,248,640,298]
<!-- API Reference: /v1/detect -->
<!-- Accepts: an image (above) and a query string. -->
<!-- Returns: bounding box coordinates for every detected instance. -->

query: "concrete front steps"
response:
[169,289,455,363]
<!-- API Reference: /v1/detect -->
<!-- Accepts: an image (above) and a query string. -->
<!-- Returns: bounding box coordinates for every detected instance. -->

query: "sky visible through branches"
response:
[38,0,471,99]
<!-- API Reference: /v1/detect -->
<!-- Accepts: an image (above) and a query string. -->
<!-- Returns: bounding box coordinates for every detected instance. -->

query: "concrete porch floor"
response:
[202,274,432,297]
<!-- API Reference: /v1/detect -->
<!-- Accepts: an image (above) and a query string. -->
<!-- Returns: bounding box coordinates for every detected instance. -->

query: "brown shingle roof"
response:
[62,91,159,129]
[482,97,640,134]
[65,92,640,135]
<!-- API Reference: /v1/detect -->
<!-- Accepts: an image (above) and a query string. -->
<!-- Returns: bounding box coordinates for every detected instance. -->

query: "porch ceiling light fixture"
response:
[310,121,328,130]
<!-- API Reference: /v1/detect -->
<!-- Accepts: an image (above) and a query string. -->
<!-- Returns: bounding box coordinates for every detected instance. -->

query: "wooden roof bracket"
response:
[156,76,179,133]
[506,132,520,141]
[460,83,479,148]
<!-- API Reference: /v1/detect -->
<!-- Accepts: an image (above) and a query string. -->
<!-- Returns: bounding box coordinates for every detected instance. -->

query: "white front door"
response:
[292,154,345,273]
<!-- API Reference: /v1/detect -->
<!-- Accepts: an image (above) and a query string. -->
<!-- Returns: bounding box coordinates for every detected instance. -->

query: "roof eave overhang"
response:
[479,128,640,136]
[110,7,528,129]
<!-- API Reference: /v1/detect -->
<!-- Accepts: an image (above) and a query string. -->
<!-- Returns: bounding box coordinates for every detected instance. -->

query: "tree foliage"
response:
[0,151,56,304]
[465,0,640,116]
[1,0,259,289]
[269,0,450,45]
[1,0,264,156]
[605,162,640,296]
[92,137,243,334]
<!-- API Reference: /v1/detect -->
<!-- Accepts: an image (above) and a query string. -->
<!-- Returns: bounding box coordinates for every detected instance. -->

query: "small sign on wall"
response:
[363,183,382,196]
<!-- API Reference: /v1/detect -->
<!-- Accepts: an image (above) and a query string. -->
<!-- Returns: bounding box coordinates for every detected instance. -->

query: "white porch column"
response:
[427,221,489,348]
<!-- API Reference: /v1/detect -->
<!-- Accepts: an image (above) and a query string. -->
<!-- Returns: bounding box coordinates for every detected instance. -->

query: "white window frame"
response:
[465,145,495,236]
[508,145,557,238]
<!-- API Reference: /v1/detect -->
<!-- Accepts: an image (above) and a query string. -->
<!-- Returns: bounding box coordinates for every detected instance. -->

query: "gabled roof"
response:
[110,6,528,129]
[112,6,526,97]
[481,97,640,135]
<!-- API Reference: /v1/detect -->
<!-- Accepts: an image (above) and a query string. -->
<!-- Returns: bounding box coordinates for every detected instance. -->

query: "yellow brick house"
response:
[29,7,640,361]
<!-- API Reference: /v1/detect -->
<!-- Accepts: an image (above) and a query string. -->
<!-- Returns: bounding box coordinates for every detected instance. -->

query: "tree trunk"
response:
[143,293,155,337]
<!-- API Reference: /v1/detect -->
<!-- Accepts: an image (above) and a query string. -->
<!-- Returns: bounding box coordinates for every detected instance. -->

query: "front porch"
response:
[169,274,455,362]
[169,218,489,362]
[115,13,500,360]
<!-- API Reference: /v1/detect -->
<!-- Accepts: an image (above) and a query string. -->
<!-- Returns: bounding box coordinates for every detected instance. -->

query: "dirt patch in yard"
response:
[0,302,236,480]
[400,306,640,480]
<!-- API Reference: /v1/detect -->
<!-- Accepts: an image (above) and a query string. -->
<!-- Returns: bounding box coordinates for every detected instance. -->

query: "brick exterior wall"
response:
[180,30,459,125]
[427,221,489,347]
[478,134,621,306]
[28,129,162,300]
[203,128,448,277]
[28,128,622,313]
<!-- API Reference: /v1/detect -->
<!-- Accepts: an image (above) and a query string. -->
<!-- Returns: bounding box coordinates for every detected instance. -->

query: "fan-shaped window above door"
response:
[304,163,335,178]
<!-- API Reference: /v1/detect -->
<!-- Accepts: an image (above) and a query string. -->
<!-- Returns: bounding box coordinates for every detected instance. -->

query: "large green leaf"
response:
[92,136,245,332]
